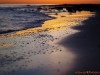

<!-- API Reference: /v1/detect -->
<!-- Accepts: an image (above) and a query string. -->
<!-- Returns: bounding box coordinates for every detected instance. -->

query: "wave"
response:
[0,6,53,34]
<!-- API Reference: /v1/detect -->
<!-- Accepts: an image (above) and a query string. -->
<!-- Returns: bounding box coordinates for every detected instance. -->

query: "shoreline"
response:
[0,11,95,75]
[0,11,95,38]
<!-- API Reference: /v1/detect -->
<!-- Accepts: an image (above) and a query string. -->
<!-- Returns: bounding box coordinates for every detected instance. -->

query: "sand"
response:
[0,11,95,75]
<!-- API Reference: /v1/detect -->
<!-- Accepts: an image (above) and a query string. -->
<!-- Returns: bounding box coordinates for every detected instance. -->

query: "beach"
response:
[0,5,96,75]
[60,10,100,75]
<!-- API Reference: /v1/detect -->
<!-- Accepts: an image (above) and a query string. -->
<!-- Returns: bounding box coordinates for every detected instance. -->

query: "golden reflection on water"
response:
[15,11,95,34]
[0,11,95,39]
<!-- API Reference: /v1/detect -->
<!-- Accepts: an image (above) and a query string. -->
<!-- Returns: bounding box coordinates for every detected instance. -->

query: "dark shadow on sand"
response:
[59,10,100,75]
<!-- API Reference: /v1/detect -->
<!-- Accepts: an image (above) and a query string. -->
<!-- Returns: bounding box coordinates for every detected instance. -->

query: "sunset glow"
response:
[0,0,100,4]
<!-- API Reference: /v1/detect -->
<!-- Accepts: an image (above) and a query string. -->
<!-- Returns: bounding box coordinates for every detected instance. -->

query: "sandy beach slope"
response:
[0,11,95,75]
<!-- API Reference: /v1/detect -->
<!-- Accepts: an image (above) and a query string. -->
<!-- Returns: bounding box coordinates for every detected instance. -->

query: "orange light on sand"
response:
[0,0,100,4]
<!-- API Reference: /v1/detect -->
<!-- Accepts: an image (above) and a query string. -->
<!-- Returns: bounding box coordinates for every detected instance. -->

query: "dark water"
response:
[0,6,53,34]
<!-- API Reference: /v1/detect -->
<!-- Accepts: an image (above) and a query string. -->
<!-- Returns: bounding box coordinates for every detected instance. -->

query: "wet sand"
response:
[0,11,95,75]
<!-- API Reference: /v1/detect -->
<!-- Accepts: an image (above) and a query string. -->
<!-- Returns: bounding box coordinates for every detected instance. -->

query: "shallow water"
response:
[0,6,52,34]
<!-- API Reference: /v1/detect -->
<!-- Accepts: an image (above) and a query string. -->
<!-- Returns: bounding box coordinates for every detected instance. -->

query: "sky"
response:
[0,0,100,4]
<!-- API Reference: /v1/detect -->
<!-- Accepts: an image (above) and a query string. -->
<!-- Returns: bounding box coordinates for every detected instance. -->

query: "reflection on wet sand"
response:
[0,11,95,75]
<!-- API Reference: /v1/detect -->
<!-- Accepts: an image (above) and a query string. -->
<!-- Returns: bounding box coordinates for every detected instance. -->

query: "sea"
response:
[0,4,53,34]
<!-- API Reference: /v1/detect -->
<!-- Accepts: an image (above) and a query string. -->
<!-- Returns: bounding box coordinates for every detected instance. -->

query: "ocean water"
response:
[0,5,53,34]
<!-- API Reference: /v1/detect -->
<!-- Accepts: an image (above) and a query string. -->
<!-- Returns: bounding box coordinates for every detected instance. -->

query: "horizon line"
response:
[0,3,100,5]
